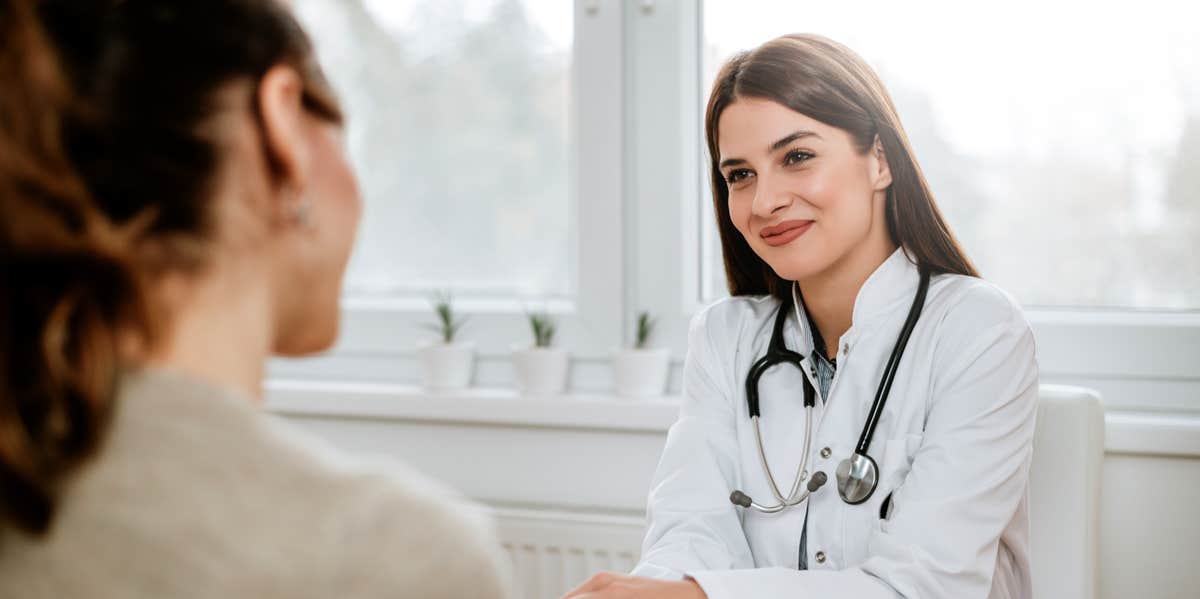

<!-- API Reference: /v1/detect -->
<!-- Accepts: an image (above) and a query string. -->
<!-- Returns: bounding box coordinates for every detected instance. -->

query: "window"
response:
[276,0,624,386]
[700,0,1200,311]
[631,1,1197,412]
[294,0,575,302]
[274,1,1197,413]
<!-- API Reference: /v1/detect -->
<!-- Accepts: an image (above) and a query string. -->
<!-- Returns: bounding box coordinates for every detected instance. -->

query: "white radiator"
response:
[494,508,646,599]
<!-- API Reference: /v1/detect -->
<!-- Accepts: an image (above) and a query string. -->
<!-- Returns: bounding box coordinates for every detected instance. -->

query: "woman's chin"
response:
[752,233,832,283]
[768,256,828,283]
[274,315,339,356]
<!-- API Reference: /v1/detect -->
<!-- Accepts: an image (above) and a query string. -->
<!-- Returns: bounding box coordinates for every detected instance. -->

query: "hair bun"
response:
[0,0,153,535]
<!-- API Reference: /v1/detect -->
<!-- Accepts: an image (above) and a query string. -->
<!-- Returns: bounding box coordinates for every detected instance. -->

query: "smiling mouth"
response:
[760,220,814,247]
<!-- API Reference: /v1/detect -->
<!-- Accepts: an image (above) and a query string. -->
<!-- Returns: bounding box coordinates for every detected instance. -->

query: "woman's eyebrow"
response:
[770,130,820,153]
[719,130,822,169]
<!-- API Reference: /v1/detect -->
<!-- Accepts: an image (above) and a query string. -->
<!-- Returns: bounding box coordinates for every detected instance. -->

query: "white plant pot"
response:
[512,346,569,396]
[614,348,671,398]
[419,342,475,392]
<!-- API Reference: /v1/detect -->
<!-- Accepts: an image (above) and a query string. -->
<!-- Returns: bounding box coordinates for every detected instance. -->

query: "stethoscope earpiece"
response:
[729,490,752,508]
[729,471,828,513]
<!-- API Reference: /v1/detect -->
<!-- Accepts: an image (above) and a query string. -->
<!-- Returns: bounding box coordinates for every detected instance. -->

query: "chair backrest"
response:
[1029,385,1104,599]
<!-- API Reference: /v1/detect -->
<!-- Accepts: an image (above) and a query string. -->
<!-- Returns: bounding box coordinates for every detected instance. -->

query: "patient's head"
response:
[39,0,362,354]
[0,0,359,535]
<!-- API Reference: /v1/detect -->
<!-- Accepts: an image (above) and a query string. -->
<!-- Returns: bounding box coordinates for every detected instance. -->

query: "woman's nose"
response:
[751,171,791,217]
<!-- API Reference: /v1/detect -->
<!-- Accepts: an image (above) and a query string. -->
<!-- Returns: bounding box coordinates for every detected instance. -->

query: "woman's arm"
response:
[630,304,757,579]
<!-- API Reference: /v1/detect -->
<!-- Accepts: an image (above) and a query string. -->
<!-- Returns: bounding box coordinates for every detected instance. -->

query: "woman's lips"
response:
[760,220,814,247]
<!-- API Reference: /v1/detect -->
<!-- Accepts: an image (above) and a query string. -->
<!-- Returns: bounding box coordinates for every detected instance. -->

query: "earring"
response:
[293,197,312,228]
[284,181,313,229]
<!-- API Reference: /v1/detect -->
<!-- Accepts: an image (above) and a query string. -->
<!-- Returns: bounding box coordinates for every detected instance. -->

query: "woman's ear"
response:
[870,134,893,191]
[256,65,311,196]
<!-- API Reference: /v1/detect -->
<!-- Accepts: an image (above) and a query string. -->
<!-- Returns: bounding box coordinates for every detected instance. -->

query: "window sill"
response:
[265,379,1200,458]
[265,379,681,433]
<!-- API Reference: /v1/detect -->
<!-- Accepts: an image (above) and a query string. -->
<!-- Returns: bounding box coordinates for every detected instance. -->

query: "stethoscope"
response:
[730,267,930,513]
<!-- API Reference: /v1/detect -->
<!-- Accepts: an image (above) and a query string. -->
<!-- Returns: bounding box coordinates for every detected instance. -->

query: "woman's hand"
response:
[561,572,707,599]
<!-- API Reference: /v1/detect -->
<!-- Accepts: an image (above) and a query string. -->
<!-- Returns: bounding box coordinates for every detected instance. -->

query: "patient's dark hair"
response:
[0,0,342,535]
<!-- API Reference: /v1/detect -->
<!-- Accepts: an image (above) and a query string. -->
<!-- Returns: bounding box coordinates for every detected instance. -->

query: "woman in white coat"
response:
[566,34,1038,599]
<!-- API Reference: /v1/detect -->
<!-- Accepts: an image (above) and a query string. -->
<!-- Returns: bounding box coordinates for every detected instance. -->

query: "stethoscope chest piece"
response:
[835,452,879,505]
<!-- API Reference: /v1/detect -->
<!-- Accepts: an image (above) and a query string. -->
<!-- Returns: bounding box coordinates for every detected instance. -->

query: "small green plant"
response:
[527,311,556,348]
[423,290,467,344]
[633,311,656,349]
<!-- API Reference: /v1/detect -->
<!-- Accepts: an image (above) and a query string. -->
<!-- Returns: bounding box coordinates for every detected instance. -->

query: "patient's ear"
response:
[255,65,312,196]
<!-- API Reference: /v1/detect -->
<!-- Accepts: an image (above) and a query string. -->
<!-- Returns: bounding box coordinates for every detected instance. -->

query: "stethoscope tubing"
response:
[749,405,815,512]
[733,265,931,512]
[854,268,931,456]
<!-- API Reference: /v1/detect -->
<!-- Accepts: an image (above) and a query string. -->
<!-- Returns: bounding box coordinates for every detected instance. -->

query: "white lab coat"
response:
[632,249,1038,599]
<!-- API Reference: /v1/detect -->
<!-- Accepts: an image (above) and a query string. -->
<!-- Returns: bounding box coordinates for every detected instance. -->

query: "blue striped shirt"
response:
[798,306,836,570]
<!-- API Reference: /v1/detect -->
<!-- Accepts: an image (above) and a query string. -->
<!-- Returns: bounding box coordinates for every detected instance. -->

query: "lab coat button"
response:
[815,551,827,564]
[820,447,832,459]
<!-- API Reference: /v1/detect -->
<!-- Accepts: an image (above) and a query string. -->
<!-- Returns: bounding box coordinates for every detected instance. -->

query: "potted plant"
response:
[418,291,474,391]
[511,311,569,396]
[613,311,670,398]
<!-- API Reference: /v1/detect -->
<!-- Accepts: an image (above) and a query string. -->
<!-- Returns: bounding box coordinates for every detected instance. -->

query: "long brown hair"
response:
[0,0,342,536]
[705,34,978,299]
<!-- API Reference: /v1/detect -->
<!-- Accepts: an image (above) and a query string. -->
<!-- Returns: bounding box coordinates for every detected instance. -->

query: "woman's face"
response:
[270,115,362,355]
[214,71,363,356]
[716,97,892,282]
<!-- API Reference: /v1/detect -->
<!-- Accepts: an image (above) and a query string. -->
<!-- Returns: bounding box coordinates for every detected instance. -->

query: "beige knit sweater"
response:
[0,368,512,598]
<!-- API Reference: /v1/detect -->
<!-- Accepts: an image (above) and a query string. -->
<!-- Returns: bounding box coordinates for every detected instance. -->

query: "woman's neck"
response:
[798,239,897,360]
[141,262,275,403]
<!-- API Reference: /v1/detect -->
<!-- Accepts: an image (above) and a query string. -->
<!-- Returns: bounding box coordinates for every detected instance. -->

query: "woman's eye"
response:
[726,169,752,184]
[785,150,814,166]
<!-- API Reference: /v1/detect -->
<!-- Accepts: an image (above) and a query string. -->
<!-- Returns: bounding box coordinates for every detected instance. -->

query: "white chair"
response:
[1028,385,1104,599]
